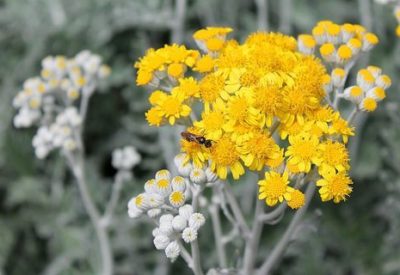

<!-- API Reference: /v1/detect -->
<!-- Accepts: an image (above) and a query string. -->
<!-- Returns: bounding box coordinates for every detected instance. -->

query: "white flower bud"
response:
[152,227,161,237]
[159,223,174,236]
[155,178,172,197]
[144,179,157,193]
[148,193,164,208]
[179,205,193,221]
[155,169,171,180]
[178,163,193,177]
[171,176,186,192]
[159,214,174,225]
[128,208,142,218]
[165,241,180,259]
[182,227,198,243]
[174,153,188,168]
[129,193,150,211]
[172,215,187,232]
[147,208,162,218]
[190,168,206,184]
[154,235,170,250]
[189,213,206,230]
[169,191,186,208]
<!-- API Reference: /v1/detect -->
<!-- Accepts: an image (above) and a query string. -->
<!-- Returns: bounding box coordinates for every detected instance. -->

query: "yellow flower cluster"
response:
[135,23,388,209]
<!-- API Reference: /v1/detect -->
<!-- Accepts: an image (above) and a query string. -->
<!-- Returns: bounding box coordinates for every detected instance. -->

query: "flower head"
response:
[258,171,293,206]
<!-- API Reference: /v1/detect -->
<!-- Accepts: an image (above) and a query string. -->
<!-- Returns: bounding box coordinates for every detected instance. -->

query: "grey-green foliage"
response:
[1,0,400,274]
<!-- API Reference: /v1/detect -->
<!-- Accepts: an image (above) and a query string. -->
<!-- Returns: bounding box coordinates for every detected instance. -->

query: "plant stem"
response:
[191,187,204,275]
[65,151,113,275]
[256,182,316,275]
[102,171,126,227]
[209,187,228,268]
[223,182,251,238]
[258,203,287,224]
[242,198,264,274]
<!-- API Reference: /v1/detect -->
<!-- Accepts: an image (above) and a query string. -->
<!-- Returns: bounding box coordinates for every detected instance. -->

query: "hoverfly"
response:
[181,131,212,148]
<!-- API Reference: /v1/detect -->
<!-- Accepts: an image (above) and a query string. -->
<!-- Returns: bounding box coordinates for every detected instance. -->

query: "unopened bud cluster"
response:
[127,154,218,260]
[13,51,110,158]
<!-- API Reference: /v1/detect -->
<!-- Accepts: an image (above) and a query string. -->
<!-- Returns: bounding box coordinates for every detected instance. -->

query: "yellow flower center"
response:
[135,195,143,206]
[329,174,352,197]
[161,97,181,115]
[350,86,362,97]
[363,98,377,112]
[200,74,225,102]
[337,45,352,60]
[287,190,305,209]
[320,43,335,56]
[240,71,258,87]
[262,174,287,198]
[206,38,224,51]
[203,111,224,131]
[167,63,184,78]
[170,191,184,203]
[321,141,348,167]
[291,138,317,160]
[228,97,248,121]
[211,137,239,166]
[157,179,170,189]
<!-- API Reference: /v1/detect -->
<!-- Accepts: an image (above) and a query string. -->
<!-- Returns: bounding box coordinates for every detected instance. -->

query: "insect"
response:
[181,131,212,148]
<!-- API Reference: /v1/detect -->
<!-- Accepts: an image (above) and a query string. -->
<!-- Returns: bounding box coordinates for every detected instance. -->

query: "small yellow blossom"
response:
[317,171,353,203]
[287,189,306,209]
[258,171,293,206]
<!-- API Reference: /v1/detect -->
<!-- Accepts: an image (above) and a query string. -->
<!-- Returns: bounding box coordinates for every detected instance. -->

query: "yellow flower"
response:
[287,189,306,209]
[237,131,280,171]
[224,93,263,128]
[319,140,350,172]
[209,135,244,179]
[199,71,227,108]
[175,77,200,99]
[194,107,225,140]
[329,113,355,143]
[258,171,293,206]
[180,127,209,167]
[145,107,163,126]
[149,90,168,105]
[285,133,322,172]
[317,171,353,203]
[156,91,191,125]
[194,54,215,73]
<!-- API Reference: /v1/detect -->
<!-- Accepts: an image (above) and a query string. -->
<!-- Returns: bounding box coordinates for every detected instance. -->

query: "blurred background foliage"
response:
[0,0,400,274]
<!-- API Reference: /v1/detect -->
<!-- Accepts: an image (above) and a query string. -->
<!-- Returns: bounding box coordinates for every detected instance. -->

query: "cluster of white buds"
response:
[127,169,190,219]
[13,51,110,159]
[32,107,82,159]
[341,66,392,112]
[297,21,379,69]
[173,153,219,184]
[112,146,141,171]
[127,153,218,261]
[152,205,205,260]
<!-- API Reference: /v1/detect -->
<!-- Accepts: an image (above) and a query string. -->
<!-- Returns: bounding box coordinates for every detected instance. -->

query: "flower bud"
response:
[154,235,170,250]
[155,169,171,180]
[172,176,187,192]
[169,191,186,208]
[190,168,206,184]
[165,241,180,260]
[182,227,198,243]
[179,205,193,221]
[172,215,187,232]
[189,213,206,230]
